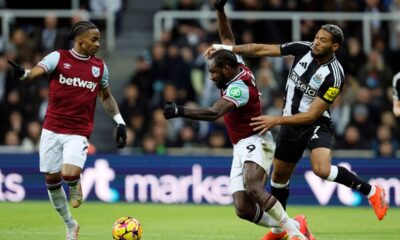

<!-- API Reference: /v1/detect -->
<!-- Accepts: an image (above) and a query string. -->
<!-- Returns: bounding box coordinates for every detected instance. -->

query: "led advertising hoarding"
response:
[0,154,398,207]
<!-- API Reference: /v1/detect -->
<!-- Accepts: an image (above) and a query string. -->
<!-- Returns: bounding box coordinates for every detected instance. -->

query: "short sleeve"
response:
[318,70,344,104]
[223,80,249,107]
[280,41,313,57]
[101,62,109,89]
[37,51,60,73]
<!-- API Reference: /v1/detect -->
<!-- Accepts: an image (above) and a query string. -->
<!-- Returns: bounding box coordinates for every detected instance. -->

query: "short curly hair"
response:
[209,49,239,69]
[321,24,344,45]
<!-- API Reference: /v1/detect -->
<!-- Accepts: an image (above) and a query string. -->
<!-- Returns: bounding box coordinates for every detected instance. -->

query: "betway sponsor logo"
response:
[289,71,317,96]
[59,74,97,92]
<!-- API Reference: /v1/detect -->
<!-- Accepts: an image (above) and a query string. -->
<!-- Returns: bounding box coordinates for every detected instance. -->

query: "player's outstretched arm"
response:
[212,0,234,45]
[7,60,46,81]
[99,87,127,148]
[250,97,329,134]
[232,43,282,57]
[205,42,282,58]
[163,98,235,121]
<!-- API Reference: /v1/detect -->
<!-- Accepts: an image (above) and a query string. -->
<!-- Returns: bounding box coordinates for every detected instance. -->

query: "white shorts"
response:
[229,133,275,194]
[39,128,89,173]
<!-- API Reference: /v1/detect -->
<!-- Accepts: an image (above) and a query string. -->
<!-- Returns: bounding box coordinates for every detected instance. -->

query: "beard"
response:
[311,49,330,59]
[215,81,226,89]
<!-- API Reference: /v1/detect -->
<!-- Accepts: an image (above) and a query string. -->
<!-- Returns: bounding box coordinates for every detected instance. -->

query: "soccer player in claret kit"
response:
[8,21,127,240]
[206,4,389,240]
[164,1,314,240]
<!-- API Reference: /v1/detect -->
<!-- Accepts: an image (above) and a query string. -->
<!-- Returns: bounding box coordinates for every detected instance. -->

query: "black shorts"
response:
[274,118,334,164]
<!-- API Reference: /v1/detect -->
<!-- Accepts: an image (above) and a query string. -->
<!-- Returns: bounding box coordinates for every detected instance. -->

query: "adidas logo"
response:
[299,62,308,69]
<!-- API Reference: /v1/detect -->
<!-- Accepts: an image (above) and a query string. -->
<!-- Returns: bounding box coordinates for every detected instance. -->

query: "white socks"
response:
[257,211,300,229]
[48,188,74,226]
[266,201,303,237]
[367,185,376,198]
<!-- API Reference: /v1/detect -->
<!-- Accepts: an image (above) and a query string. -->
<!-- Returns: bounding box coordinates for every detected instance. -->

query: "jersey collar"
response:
[70,49,91,61]
[226,67,246,87]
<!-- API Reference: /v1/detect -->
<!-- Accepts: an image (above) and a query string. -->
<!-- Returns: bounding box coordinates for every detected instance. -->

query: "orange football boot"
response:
[368,185,388,220]
[261,231,287,240]
[294,215,315,240]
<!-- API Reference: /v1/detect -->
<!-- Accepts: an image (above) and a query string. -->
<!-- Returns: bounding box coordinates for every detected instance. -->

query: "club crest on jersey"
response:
[92,66,100,77]
[63,63,71,69]
[312,74,323,83]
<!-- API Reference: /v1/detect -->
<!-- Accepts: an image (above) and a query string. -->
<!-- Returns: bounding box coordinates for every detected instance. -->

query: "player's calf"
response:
[63,175,83,208]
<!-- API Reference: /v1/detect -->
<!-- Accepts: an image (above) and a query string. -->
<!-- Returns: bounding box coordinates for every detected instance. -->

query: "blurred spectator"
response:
[364,0,386,36]
[166,44,195,102]
[330,94,352,138]
[21,120,41,152]
[33,13,69,54]
[336,125,370,149]
[0,54,12,99]
[208,130,229,148]
[174,121,199,148]
[35,81,49,122]
[170,0,205,47]
[372,125,398,157]
[389,0,400,49]
[4,130,20,146]
[8,110,24,135]
[141,134,158,154]
[357,50,392,115]
[129,54,154,103]
[255,57,279,111]
[89,0,124,36]
[8,28,36,63]
[118,83,145,126]
[342,37,367,78]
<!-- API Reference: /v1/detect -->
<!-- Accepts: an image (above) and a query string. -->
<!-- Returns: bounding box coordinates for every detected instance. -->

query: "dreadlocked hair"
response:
[209,49,239,69]
[69,21,98,40]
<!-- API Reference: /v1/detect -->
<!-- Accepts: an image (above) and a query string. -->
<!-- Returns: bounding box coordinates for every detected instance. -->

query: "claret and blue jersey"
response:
[221,55,262,144]
[37,49,109,138]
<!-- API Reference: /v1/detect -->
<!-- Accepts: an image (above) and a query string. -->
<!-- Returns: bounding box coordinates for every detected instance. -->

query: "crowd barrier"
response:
[0,154,398,207]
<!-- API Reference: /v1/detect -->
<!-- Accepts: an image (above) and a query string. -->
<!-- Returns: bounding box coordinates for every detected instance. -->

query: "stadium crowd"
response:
[1,0,400,157]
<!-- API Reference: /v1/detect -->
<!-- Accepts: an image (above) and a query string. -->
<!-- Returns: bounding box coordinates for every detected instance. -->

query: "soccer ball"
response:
[112,216,143,240]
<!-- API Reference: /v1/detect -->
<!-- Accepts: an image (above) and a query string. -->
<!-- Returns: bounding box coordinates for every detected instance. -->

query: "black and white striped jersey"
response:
[393,72,400,101]
[280,41,344,120]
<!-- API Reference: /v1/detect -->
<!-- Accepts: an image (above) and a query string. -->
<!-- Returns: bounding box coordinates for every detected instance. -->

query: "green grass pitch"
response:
[0,201,398,239]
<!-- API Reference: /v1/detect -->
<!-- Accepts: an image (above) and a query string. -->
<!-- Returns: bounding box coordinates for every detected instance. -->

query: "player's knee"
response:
[271,170,290,183]
[234,206,253,221]
[312,164,330,179]
[61,173,80,183]
[245,183,263,202]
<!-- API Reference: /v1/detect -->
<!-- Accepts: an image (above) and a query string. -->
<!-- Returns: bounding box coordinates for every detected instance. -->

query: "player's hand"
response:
[163,101,184,119]
[250,115,279,135]
[211,0,228,10]
[115,124,127,148]
[204,44,233,58]
[7,60,27,80]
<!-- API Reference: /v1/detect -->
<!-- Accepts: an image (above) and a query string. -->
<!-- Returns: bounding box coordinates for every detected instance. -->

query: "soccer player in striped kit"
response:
[392,72,400,117]
[8,21,127,240]
[207,9,389,240]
